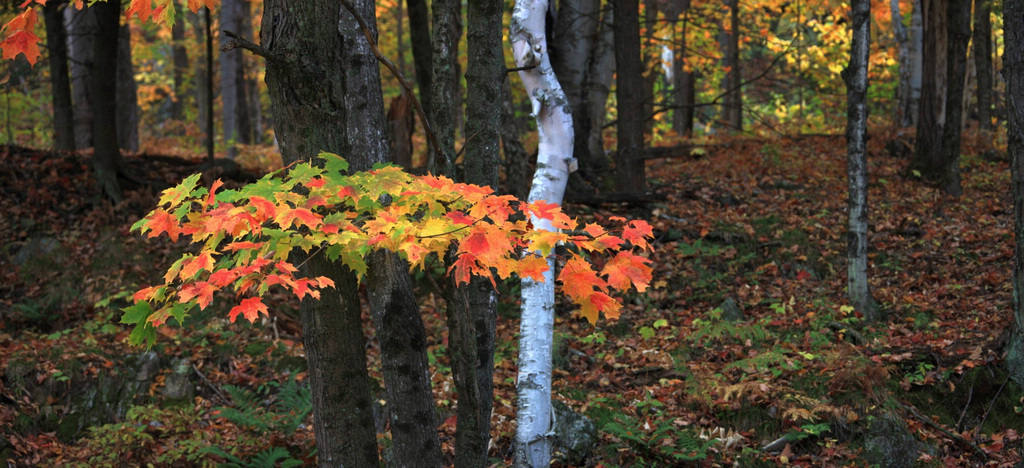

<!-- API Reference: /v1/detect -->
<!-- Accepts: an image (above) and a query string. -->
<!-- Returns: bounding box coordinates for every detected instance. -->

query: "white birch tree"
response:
[510,0,575,465]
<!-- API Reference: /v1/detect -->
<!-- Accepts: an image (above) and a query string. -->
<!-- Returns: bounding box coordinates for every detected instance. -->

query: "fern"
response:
[201,446,303,468]
[214,376,312,435]
[687,311,773,346]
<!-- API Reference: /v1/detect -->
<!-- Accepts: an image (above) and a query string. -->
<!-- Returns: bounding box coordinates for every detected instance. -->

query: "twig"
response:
[896,400,988,461]
[192,364,229,404]
[955,383,974,432]
[505,64,538,74]
[220,29,284,63]
[974,373,1010,439]
[338,0,441,162]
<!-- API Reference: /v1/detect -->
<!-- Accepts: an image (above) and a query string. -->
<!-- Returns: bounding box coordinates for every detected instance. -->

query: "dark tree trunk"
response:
[584,4,616,191]
[170,0,188,120]
[65,5,94,149]
[909,0,950,189]
[720,0,742,131]
[407,0,433,120]
[641,0,658,138]
[844,0,879,321]
[116,22,139,152]
[204,6,214,161]
[550,0,600,190]
[614,0,646,192]
[891,0,912,127]
[974,0,993,130]
[501,78,531,201]
[43,0,74,151]
[431,0,460,175]
[388,91,415,169]
[670,1,695,137]
[261,3,384,464]
[935,0,970,198]
[90,0,122,202]
[447,1,503,465]
[339,4,444,466]
[1005,0,1024,386]
[221,0,251,157]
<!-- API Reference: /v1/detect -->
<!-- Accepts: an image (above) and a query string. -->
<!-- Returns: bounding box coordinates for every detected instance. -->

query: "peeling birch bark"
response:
[510,0,574,466]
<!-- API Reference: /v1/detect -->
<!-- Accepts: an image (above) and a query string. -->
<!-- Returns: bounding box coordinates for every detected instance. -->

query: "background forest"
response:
[1,0,1024,466]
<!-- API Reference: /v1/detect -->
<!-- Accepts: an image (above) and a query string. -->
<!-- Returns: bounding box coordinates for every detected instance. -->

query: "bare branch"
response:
[220,29,285,63]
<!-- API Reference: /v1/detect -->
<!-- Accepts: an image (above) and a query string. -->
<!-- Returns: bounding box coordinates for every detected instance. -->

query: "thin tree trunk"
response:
[44,0,74,151]
[511,0,574,465]
[641,0,658,138]
[719,0,742,131]
[66,5,94,149]
[936,0,970,198]
[388,91,415,169]
[90,0,122,202]
[221,0,244,157]
[614,0,646,192]
[116,21,138,152]
[204,6,214,161]
[891,0,912,127]
[448,1,503,464]
[550,0,599,190]
[407,0,433,120]
[170,0,188,120]
[974,0,993,130]
[844,0,879,321]
[670,1,694,137]
[431,0,460,175]
[584,4,615,192]
[909,0,948,187]
[1005,0,1024,386]
[501,78,531,201]
[338,4,444,465]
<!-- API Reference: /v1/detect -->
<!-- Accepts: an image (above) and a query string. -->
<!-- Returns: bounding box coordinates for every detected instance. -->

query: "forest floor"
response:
[1,128,1023,467]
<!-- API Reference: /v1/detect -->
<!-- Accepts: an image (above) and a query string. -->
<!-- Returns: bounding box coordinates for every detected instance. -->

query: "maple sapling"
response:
[123,153,654,345]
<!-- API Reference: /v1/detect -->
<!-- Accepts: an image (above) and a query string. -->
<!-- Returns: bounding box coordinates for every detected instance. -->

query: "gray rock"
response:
[162,358,194,400]
[862,417,931,468]
[552,400,597,465]
[12,237,62,266]
[719,297,744,322]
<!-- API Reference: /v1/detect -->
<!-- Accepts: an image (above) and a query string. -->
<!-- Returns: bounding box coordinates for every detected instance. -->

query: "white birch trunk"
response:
[846,0,876,320]
[510,0,574,465]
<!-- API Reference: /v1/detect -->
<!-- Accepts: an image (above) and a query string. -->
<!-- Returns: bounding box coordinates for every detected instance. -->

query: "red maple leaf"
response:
[229,297,268,323]
[622,220,654,251]
[180,252,215,279]
[144,209,181,241]
[179,281,216,309]
[0,9,40,65]
[447,211,474,225]
[248,196,277,221]
[601,251,653,292]
[558,257,608,302]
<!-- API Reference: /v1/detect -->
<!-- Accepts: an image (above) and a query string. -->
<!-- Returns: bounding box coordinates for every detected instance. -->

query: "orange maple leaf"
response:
[248,196,277,221]
[601,251,653,292]
[229,297,268,323]
[558,256,608,302]
[179,281,216,309]
[125,0,154,22]
[276,207,322,230]
[622,220,654,251]
[0,29,40,65]
[144,209,182,241]
[186,0,217,12]
[179,252,215,279]
[577,291,621,324]
[518,253,550,282]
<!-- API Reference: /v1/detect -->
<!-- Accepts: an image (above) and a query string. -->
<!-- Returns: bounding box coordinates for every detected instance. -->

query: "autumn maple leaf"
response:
[229,297,269,323]
[601,251,653,292]
[179,281,216,309]
[0,9,40,65]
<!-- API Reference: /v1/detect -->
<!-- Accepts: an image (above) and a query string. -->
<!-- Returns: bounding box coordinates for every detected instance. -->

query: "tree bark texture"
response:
[720,0,742,131]
[341,4,444,465]
[1004,0,1024,386]
[116,22,139,153]
[388,91,415,169]
[220,0,250,158]
[614,0,646,192]
[844,0,879,321]
[407,0,433,120]
[259,2,382,466]
[670,1,695,137]
[891,0,912,127]
[43,0,74,151]
[501,78,532,201]
[90,0,122,202]
[65,5,94,149]
[585,4,616,192]
[910,0,950,189]
[447,1,503,465]
[510,0,574,465]
[641,0,658,138]
[431,0,460,176]
[550,0,601,190]
[974,0,993,130]
[936,0,970,198]
[170,0,188,120]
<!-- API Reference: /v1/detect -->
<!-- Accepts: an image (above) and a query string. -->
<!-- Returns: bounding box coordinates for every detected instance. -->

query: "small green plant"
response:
[214,376,312,435]
[905,363,934,385]
[201,446,303,468]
